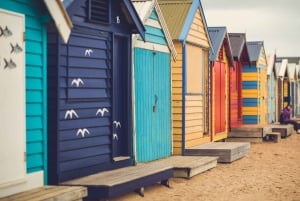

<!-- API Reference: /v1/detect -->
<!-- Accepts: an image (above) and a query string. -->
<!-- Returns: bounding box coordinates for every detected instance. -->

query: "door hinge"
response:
[23,32,25,41]
[24,152,27,162]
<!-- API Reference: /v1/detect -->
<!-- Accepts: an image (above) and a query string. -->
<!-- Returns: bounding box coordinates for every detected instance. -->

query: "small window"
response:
[89,0,110,24]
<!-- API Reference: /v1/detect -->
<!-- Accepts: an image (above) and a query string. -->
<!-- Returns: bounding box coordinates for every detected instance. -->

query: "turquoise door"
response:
[134,48,171,162]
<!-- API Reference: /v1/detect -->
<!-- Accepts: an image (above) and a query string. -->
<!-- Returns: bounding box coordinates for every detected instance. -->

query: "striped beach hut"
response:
[158,0,212,155]
[132,0,176,162]
[0,0,71,197]
[47,0,145,184]
[208,27,234,141]
[266,53,276,123]
[228,33,250,128]
[243,41,268,124]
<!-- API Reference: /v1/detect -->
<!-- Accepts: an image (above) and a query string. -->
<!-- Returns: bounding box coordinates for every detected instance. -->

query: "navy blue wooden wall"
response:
[47,0,136,183]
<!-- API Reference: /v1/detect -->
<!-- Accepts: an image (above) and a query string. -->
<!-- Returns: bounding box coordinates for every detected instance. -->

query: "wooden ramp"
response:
[149,156,218,179]
[62,163,173,200]
[185,142,250,163]
[0,186,87,201]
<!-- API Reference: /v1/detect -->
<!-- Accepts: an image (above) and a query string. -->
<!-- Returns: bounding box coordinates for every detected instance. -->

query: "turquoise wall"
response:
[0,0,48,181]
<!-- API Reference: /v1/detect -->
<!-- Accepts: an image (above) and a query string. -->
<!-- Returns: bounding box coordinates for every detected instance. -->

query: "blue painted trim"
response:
[42,25,48,184]
[182,41,186,155]
[179,0,198,41]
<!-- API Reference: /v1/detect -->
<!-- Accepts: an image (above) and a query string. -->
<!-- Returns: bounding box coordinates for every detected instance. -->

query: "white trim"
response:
[0,171,44,198]
[43,0,73,43]
[134,40,170,53]
[145,19,160,28]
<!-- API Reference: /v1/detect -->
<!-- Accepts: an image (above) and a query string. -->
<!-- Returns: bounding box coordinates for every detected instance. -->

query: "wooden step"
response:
[265,124,293,138]
[62,163,173,200]
[264,132,281,143]
[230,127,263,138]
[0,186,87,201]
[185,142,251,163]
[149,156,218,179]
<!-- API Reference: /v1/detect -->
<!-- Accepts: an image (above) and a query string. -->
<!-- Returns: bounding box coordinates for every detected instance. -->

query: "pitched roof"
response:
[228,33,246,58]
[157,0,211,48]
[157,0,193,39]
[277,57,300,64]
[63,0,145,40]
[208,27,234,66]
[278,59,288,77]
[246,41,264,62]
[132,0,177,60]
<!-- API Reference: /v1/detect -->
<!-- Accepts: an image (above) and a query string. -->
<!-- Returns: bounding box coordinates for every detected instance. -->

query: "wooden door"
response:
[214,62,226,134]
[0,9,26,186]
[135,48,171,162]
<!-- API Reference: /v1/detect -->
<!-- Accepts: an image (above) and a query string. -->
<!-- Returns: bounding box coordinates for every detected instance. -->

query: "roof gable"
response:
[278,59,288,77]
[157,0,192,39]
[208,27,234,66]
[228,33,249,61]
[64,0,145,40]
[158,0,211,47]
[246,41,264,62]
[132,0,176,59]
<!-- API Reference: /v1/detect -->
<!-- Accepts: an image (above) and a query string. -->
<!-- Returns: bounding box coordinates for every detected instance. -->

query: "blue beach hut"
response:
[132,0,176,162]
[47,0,145,184]
[0,0,71,197]
[243,41,268,124]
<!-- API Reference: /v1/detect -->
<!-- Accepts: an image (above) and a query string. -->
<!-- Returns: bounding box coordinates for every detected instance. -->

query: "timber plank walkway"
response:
[0,186,87,201]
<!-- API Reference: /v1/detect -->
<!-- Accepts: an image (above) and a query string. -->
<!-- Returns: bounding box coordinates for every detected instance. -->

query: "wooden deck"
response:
[185,142,250,163]
[229,123,293,142]
[61,156,218,199]
[62,163,173,200]
[0,186,87,201]
[149,156,218,178]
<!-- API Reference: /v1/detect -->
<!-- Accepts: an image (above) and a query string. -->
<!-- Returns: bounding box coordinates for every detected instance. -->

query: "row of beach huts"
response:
[0,0,299,200]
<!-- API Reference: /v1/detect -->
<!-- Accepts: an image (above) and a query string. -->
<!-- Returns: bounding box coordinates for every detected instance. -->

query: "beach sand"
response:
[111,132,300,201]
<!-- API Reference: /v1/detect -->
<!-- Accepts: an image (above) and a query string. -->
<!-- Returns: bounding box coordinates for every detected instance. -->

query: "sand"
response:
[111,132,300,201]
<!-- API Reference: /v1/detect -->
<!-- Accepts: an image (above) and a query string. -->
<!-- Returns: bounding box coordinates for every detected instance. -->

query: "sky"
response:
[201,0,300,57]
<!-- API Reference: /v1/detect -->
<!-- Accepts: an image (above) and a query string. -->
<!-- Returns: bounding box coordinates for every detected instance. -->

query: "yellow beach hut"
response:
[158,0,212,155]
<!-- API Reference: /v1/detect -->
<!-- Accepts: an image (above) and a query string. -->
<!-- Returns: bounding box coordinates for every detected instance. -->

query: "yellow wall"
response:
[257,48,268,124]
[186,8,210,48]
[171,8,211,155]
[172,41,183,155]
